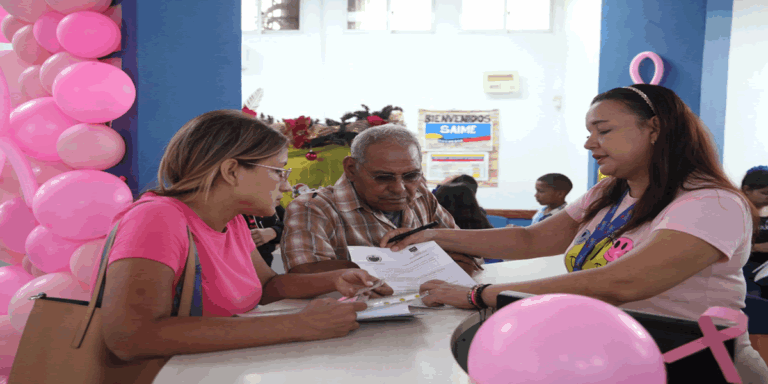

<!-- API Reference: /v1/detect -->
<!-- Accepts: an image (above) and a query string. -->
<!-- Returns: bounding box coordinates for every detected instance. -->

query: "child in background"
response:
[531,173,572,224]
[741,165,768,298]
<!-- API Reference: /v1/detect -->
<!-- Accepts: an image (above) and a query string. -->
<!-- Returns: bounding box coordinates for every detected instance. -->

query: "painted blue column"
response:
[113,0,241,196]
[700,0,733,164]
[591,0,712,188]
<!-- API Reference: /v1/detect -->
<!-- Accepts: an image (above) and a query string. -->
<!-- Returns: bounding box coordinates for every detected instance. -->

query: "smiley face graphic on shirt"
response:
[565,236,635,272]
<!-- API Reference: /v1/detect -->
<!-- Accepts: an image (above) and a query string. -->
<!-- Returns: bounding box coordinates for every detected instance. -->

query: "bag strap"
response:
[70,202,201,348]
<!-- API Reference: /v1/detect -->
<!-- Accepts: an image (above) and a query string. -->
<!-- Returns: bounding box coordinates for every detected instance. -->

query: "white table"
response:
[153,255,567,384]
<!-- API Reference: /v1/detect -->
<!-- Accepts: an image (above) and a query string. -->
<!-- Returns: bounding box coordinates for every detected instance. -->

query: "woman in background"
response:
[742,166,768,298]
[435,183,493,230]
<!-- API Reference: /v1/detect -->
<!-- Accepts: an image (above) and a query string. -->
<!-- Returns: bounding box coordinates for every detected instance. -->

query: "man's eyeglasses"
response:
[242,162,292,181]
[360,164,422,185]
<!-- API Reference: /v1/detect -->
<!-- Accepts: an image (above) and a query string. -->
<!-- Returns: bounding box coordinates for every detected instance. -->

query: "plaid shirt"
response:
[281,174,461,271]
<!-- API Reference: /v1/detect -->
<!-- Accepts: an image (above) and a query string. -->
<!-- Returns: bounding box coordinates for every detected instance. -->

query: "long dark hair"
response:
[435,184,493,230]
[583,84,758,236]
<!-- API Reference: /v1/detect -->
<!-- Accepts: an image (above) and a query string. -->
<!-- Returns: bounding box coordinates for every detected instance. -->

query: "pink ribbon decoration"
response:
[662,307,747,383]
[629,51,665,85]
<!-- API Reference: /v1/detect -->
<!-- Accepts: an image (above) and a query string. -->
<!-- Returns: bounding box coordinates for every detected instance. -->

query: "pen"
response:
[387,221,439,244]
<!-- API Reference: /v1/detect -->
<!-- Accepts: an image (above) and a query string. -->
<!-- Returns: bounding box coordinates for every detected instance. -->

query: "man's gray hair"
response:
[350,123,422,163]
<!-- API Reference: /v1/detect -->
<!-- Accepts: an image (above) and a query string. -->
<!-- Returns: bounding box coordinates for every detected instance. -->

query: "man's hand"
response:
[335,269,394,298]
[419,280,474,309]
[251,228,277,247]
[448,252,483,276]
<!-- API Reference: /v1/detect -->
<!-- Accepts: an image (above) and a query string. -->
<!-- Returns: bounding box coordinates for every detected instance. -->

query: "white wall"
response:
[243,0,602,209]
[723,0,768,185]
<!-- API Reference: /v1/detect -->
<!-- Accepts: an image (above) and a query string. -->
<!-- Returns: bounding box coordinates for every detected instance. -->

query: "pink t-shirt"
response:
[92,193,262,317]
[564,179,752,321]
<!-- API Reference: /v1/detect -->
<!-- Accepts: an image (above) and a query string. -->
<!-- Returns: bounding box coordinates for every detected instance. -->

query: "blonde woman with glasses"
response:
[97,110,393,363]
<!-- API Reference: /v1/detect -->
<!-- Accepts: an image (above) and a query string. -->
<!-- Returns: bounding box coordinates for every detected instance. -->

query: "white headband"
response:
[623,86,657,115]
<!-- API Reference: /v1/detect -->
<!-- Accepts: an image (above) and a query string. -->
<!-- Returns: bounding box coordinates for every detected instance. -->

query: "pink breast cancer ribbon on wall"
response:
[629,51,665,85]
[662,307,748,383]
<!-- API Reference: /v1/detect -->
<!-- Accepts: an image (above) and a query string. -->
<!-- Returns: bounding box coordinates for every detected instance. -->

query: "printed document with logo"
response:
[348,241,478,304]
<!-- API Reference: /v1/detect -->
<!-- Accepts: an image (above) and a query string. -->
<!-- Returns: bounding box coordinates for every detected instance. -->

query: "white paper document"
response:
[348,241,477,293]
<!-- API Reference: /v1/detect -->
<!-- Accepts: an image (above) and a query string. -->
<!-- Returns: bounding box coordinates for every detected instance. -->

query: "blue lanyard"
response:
[573,190,634,271]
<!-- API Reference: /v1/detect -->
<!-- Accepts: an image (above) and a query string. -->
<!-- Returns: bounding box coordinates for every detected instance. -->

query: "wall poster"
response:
[418,109,499,187]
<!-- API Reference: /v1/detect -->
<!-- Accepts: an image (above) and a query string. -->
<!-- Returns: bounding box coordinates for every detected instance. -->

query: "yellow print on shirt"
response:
[565,236,635,272]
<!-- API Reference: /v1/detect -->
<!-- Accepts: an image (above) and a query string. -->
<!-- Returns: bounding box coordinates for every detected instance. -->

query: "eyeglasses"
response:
[242,162,292,181]
[360,164,423,185]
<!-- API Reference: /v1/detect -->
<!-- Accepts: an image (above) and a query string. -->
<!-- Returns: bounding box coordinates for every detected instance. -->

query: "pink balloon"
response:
[69,237,103,288]
[0,0,52,23]
[38,51,91,94]
[18,65,49,100]
[10,25,51,65]
[32,170,132,240]
[0,15,28,44]
[0,51,30,109]
[7,272,88,332]
[102,4,120,27]
[0,266,33,315]
[45,0,110,14]
[0,7,9,43]
[20,254,45,277]
[52,62,135,123]
[9,97,80,162]
[0,66,11,136]
[0,197,37,254]
[0,138,38,206]
[629,51,665,86]
[468,294,666,384]
[25,225,85,273]
[56,123,125,170]
[0,315,21,369]
[56,11,119,59]
[29,157,72,184]
[32,11,63,53]
[0,248,24,265]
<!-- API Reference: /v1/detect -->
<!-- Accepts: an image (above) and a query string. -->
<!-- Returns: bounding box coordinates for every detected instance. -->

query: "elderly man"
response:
[281,124,483,275]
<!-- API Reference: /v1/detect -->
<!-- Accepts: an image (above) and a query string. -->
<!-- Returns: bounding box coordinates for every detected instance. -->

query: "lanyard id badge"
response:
[572,190,635,271]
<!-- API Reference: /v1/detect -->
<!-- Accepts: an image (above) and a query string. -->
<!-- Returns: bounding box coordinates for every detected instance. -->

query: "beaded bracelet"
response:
[475,284,492,309]
[467,287,478,309]
[468,284,483,310]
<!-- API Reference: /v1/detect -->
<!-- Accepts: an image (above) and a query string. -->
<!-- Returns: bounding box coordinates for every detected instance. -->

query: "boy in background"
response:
[531,173,572,224]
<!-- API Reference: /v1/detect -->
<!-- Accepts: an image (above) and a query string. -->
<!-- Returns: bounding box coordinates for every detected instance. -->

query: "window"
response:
[347,0,433,32]
[242,0,301,33]
[461,0,552,32]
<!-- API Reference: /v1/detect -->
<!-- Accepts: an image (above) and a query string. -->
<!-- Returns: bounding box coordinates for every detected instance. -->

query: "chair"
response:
[744,294,768,365]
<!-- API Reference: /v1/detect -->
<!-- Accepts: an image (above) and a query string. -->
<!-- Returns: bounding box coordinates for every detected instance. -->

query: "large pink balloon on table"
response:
[0,197,37,254]
[467,294,666,384]
[0,266,33,315]
[69,237,104,289]
[32,11,64,53]
[38,51,91,94]
[10,25,51,65]
[8,97,80,162]
[56,123,124,170]
[56,11,120,59]
[7,272,88,332]
[25,224,85,273]
[45,0,110,14]
[0,15,28,44]
[0,0,51,23]
[17,65,49,100]
[0,315,22,370]
[53,61,135,123]
[0,51,31,108]
[32,170,132,240]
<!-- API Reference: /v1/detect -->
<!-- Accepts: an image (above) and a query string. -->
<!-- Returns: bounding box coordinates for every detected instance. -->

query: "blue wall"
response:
[113,0,242,196]
[590,0,732,188]
[700,0,734,163]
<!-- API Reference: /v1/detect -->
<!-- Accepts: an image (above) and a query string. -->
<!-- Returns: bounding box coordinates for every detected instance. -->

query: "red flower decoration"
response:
[367,115,387,126]
[285,115,313,148]
[242,106,257,117]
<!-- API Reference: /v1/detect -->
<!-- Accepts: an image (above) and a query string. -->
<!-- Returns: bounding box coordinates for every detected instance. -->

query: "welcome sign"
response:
[418,109,499,187]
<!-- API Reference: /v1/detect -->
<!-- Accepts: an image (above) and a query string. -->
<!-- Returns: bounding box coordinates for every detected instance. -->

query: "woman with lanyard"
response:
[380,84,768,382]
